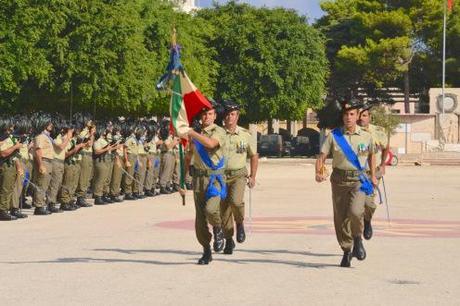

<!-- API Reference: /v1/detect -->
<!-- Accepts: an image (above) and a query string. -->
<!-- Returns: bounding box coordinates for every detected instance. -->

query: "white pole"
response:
[440,0,448,151]
[442,0,447,115]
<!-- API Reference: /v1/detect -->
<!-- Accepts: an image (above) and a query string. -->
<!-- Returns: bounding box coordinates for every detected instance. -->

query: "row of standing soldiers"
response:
[0,114,189,220]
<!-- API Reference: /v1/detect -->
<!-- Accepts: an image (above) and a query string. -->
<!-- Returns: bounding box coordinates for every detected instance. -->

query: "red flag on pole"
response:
[448,0,454,11]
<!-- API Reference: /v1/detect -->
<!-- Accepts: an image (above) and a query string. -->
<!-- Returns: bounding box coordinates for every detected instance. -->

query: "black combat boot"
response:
[160,187,171,194]
[60,203,76,211]
[110,195,123,203]
[145,190,155,197]
[340,251,352,267]
[102,195,113,203]
[94,197,107,205]
[34,207,50,215]
[0,210,18,221]
[197,246,213,265]
[223,239,235,255]
[352,237,366,261]
[236,223,246,243]
[136,193,146,199]
[77,197,92,207]
[124,193,136,200]
[213,226,225,252]
[10,208,28,219]
[363,220,373,240]
[47,204,60,213]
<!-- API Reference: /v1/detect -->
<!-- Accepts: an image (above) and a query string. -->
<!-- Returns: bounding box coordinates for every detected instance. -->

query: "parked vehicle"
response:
[385,149,398,166]
[291,135,320,157]
[258,134,286,157]
[283,141,293,157]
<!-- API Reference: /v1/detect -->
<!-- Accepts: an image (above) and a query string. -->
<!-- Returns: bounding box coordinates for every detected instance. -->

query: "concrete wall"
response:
[389,115,436,154]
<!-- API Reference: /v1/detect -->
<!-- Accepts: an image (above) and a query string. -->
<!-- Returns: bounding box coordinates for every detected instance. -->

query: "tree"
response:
[317,0,460,107]
[316,0,413,101]
[0,0,217,116]
[197,2,328,123]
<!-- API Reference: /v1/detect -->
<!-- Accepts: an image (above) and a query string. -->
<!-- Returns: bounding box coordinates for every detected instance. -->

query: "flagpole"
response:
[440,0,448,150]
[442,0,447,115]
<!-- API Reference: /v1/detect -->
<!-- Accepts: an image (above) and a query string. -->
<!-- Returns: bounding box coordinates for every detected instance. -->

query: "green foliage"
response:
[0,0,217,117]
[0,0,327,121]
[317,0,460,103]
[317,0,413,99]
[197,1,328,123]
[371,105,400,136]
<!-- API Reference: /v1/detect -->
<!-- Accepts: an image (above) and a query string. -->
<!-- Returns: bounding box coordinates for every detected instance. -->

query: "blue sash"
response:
[332,128,374,196]
[23,170,30,187]
[154,158,160,169]
[192,139,227,201]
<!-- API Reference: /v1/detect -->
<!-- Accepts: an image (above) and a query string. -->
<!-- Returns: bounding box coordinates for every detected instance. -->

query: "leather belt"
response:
[333,168,360,177]
[225,168,246,177]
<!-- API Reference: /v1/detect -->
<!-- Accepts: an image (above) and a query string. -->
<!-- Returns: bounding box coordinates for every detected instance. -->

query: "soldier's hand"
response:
[380,164,386,176]
[371,176,378,187]
[39,165,46,175]
[125,161,132,168]
[17,167,24,177]
[315,173,326,183]
[247,176,256,188]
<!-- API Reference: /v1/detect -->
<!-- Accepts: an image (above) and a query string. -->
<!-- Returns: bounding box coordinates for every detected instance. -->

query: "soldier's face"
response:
[224,110,239,127]
[343,109,358,129]
[201,109,216,127]
[359,110,371,127]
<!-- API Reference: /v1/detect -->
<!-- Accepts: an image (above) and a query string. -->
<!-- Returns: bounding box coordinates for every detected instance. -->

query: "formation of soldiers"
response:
[316,99,389,268]
[1,97,388,268]
[0,100,259,265]
[0,113,188,220]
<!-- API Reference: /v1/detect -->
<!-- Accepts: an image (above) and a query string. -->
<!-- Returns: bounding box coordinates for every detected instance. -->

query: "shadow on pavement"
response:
[93,248,201,256]
[3,248,340,268]
[4,257,195,266]
[237,249,339,257]
[213,258,339,269]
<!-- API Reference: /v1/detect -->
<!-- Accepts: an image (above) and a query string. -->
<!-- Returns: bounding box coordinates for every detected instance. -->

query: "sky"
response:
[197,0,325,21]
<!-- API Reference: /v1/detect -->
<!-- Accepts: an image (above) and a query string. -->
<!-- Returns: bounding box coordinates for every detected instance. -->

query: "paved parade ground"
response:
[1,160,459,305]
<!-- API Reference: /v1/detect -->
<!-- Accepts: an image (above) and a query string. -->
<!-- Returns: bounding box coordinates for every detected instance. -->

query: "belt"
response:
[0,158,15,167]
[65,159,77,165]
[139,153,147,157]
[333,168,360,177]
[94,155,107,162]
[80,151,92,156]
[225,168,247,177]
[53,158,65,164]
[192,168,225,177]
[42,157,53,163]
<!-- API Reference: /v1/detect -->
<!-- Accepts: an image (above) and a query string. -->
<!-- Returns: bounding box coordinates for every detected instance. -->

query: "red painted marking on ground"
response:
[155,216,460,238]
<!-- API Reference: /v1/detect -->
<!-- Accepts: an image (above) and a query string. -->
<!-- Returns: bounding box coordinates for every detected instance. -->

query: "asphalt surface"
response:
[1,160,459,305]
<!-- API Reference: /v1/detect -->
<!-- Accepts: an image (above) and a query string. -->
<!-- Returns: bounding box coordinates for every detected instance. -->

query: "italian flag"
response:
[169,71,211,197]
[170,71,211,138]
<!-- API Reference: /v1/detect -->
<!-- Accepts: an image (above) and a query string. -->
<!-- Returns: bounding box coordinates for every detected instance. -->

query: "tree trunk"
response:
[267,119,273,134]
[404,70,410,114]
